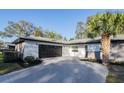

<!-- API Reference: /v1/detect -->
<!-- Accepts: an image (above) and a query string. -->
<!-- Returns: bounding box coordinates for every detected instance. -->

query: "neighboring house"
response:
[12,36,124,62]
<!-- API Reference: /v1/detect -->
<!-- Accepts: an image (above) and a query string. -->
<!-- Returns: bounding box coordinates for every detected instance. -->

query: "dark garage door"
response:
[39,45,62,58]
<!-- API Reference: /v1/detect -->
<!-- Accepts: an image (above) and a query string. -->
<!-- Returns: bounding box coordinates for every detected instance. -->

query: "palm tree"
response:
[87,12,124,65]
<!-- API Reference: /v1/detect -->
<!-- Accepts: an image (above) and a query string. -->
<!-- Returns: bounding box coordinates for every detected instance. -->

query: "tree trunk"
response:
[101,33,110,65]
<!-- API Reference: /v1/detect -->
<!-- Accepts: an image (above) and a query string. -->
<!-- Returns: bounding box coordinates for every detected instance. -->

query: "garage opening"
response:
[39,44,62,58]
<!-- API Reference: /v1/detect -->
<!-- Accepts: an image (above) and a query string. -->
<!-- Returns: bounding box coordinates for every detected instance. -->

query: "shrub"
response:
[23,56,42,67]
[34,58,42,65]
[24,56,35,66]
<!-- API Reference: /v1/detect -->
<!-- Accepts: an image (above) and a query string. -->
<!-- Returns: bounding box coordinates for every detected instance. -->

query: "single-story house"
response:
[12,36,124,62]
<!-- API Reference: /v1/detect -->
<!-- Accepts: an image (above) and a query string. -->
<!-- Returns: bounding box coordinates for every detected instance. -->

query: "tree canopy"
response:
[43,29,63,40]
[33,26,43,37]
[75,21,87,39]
[0,20,43,38]
[87,12,124,38]
[0,20,64,41]
[0,40,4,49]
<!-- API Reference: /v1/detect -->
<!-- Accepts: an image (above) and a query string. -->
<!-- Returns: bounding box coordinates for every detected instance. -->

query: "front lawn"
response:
[0,51,23,75]
[0,62,22,75]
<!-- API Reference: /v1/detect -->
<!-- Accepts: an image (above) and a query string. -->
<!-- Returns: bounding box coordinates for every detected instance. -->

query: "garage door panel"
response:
[39,45,62,58]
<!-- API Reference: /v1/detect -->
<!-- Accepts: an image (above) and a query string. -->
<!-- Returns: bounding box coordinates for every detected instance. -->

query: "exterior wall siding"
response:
[15,42,25,59]
[87,44,101,59]
[16,40,63,59]
[23,41,39,59]
[14,39,124,62]
[62,45,70,57]
[110,43,124,62]
[62,44,86,58]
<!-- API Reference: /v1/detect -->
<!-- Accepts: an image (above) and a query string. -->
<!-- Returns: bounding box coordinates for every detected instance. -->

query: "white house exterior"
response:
[13,37,90,59]
[62,44,86,58]
[13,37,62,59]
[12,36,124,62]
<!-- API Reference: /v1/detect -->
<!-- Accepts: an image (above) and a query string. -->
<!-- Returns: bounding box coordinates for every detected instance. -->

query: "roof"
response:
[66,39,100,44]
[8,44,15,46]
[12,36,66,44]
[12,35,124,45]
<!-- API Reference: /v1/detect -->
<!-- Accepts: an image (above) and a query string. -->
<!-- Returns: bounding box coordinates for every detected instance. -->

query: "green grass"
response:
[0,52,2,55]
[106,72,120,83]
[0,52,4,63]
[0,63,23,75]
[0,51,23,75]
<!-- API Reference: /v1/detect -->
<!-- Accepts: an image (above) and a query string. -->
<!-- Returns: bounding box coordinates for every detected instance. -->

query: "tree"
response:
[87,12,124,64]
[69,38,74,41]
[55,33,63,40]
[4,20,36,37]
[75,21,87,39]
[63,37,68,41]
[44,29,63,40]
[0,20,44,38]
[44,30,56,40]
[0,40,4,49]
[33,27,43,37]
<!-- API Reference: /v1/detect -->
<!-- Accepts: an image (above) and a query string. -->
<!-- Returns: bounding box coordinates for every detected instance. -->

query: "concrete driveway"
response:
[0,57,108,83]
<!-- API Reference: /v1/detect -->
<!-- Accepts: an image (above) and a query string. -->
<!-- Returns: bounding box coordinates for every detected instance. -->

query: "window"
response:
[87,44,101,52]
[72,46,78,52]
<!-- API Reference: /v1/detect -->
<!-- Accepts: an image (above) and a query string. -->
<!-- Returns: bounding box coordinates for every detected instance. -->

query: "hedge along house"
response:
[12,36,124,62]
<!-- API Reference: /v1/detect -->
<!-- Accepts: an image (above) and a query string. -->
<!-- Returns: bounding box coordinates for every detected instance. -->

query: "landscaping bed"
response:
[106,64,124,83]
